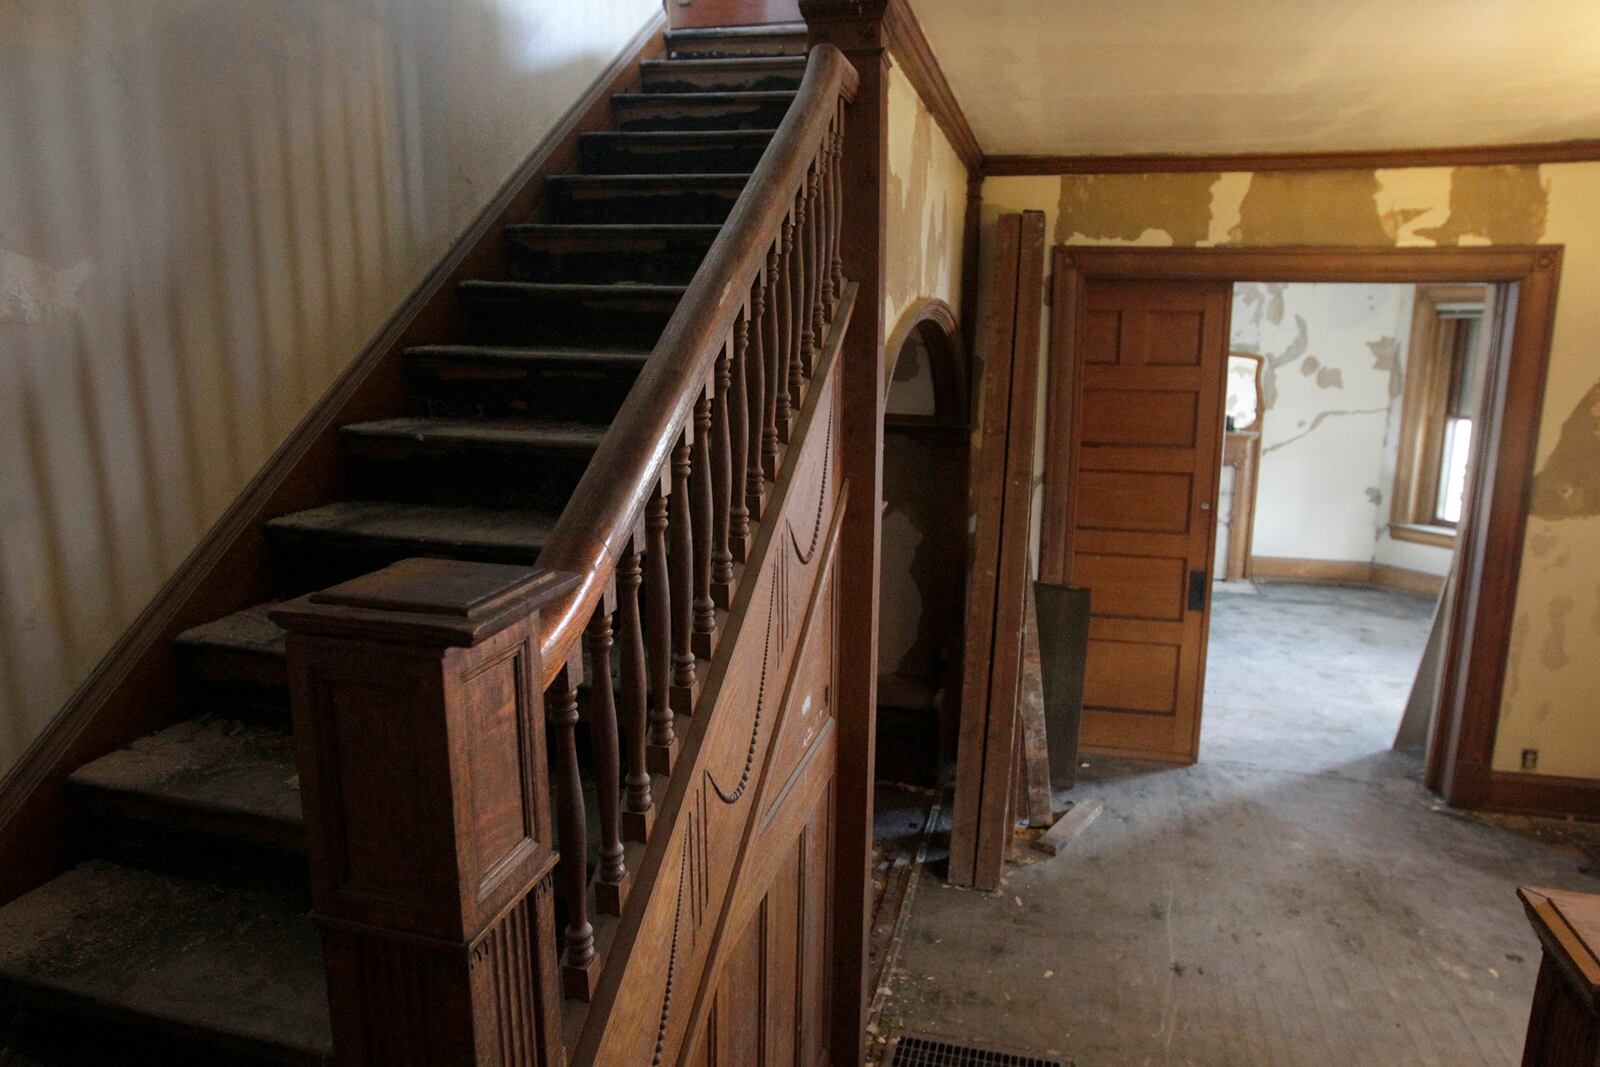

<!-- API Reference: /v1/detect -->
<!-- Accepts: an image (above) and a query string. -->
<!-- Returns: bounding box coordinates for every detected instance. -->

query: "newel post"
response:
[800,3,889,1064]
[271,558,579,1067]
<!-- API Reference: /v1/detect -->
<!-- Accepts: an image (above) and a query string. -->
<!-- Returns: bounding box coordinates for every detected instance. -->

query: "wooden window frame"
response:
[1391,284,1489,548]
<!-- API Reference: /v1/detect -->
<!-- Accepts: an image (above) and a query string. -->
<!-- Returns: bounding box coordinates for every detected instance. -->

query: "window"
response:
[1391,285,1490,546]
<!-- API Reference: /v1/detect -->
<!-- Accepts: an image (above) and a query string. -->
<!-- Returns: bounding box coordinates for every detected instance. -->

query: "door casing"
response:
[1040,245,1567,814]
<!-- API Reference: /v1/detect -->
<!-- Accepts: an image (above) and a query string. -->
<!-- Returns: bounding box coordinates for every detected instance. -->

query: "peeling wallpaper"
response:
[0,0,659,775]
[983,162,1600,780]
[878,59,968,689]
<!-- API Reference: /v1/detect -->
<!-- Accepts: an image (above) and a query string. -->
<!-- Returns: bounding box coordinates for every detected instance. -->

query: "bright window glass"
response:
[1436,416,1473,524]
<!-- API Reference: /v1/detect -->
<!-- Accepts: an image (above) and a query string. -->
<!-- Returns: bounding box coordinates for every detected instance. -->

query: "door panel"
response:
[1059,278,1229,762]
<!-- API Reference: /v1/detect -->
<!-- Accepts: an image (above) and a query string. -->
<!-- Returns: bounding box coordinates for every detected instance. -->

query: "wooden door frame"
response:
[1040,245,1565,814]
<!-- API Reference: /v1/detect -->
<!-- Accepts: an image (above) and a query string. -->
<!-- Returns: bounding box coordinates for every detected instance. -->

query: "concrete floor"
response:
[876,582,1600,1066]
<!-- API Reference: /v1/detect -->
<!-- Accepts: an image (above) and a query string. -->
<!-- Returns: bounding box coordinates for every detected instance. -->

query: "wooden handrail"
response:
[535,44,859,683]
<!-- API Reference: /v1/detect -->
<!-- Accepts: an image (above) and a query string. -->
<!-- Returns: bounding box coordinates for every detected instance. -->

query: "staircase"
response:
[0,25,836,1066]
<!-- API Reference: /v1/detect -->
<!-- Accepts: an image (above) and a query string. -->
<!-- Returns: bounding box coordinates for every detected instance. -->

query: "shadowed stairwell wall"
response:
[0,0,659,775]
[981,161,1600,782]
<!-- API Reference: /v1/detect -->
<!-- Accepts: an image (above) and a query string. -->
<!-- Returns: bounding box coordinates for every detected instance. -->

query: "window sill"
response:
[1389,522,1456,549]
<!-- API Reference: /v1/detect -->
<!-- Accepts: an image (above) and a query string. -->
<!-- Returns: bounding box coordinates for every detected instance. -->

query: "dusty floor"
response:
[875,582,1600,1066]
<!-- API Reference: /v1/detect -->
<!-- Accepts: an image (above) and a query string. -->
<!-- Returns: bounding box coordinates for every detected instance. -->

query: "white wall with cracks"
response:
[1226,281,1452,576]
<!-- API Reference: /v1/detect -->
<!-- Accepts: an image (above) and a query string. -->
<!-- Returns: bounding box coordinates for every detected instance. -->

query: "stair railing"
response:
[531,42,858,1004]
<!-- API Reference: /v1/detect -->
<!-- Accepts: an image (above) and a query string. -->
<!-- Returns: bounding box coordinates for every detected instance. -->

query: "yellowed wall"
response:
[878,59,969,687]
[982,163,1600,780]
[0,0,659,774]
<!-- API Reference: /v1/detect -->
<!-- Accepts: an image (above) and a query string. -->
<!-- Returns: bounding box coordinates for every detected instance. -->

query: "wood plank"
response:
[947,213,1023,888]
[1031,798,1104,857]
[1016,583,1054,829]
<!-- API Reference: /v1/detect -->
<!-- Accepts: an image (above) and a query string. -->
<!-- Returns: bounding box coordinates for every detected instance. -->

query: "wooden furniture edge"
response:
[0,10,668,906]
[983,139,1600,176]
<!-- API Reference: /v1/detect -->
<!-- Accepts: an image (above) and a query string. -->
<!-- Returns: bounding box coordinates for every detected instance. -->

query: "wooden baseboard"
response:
[1485,771,1600,820]
[0,10,668,907]
[1250,556,1443,597]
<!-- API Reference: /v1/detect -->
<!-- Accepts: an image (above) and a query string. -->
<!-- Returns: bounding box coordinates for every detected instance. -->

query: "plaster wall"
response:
[878,60,969,690]
[980,162,1600,780]
[0,0,659,775]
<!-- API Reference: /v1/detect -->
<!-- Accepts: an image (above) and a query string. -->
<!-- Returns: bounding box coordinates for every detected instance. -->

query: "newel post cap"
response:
[270,557,581,647]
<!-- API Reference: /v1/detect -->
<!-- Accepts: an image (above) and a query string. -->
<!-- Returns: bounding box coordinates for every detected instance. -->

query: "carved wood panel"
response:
[575,333,843,1067]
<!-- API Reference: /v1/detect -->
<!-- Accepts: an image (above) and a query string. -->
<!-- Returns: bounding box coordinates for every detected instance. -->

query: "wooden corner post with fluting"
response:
[272,558,579,1067]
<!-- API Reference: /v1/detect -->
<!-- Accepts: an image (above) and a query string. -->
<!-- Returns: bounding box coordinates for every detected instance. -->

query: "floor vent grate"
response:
[888,1031,1066,1066]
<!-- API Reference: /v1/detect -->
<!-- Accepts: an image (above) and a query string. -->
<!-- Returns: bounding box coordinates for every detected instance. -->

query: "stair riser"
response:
[4,1003,323,1067]
[579,134,772,175]
[345,448,594,513]
[464,289,679,348]
[615,96,792,132]
[405,356,644,420]
[69,789,308,892]
[175,647,289,722]
[266,531,544,596]
[640,63,803,93]
[546,181,743,225]
[509,231,715,284]
[666,34,808,59]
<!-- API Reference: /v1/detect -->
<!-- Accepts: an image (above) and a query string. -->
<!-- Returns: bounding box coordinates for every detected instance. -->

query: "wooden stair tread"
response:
[578,129,777,145]
[459,279,690,300]
[614,90,797,104]
[405,342,653,366]
[69,718,301,837]
[505,222,724,237]
[546,172,750,188]
[0,862,328,1060]
[643,56,806,73]
[267,500,557,557]
[343,416,609,454]
[174,602,285,661]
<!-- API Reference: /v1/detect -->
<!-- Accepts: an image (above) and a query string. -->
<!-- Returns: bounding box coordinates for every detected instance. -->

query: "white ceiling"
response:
[910,0,1600,157]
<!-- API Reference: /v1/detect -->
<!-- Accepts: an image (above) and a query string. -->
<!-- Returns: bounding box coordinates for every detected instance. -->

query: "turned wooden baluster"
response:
[690,383,716,659]
[805,153,824,372]
[817,133,836,330]
[729,306,752,562]
[587,593,627,916]
[774,216,795,440]
[762,242,783,479]
[617,530,654,841]
[668,427,698,713]
[643,480,678,772]
[830,111,845,306]
[711,339,736,605]
[745,273,769,519]
[549,668,597,998]
[795,172,816,382]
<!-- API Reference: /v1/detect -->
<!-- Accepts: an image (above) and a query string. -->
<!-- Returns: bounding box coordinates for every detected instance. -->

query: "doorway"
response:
[1040,247,1561,809]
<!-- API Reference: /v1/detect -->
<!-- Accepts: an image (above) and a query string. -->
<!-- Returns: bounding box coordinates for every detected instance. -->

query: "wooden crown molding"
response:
[801,0,983,171]
[983,138,1600,176]
[881,0,982,171]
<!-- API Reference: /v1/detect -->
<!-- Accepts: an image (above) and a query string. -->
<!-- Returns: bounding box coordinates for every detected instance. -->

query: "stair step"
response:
[545,173,747,224]
[343,416,610,509]
[459,280,686,348]
[69,718,304,879]
[0,862,327,1066]
[266,501,557,591]
[665,25,809,59]
[613,91,795,132]
[404,343,651,418]
[641,56,806,93]
[507,222,722,284]
[579,129,775,176]
[174,603,289,714]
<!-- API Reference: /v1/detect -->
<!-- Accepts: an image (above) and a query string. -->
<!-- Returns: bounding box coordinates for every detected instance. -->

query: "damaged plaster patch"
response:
[1415,166,1548,246]
[1261,407,1389,455]
[1365,488,1382,506]
[1231,171,1390,245]
[1316,366,1344,390]
[1541,597,1574,670]
[1531,379,1600,519]
[1368,337,1402,401]
[1057,173,1219,247]
[0,251,94,324]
